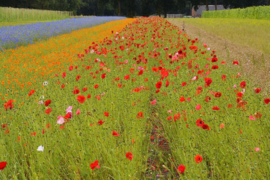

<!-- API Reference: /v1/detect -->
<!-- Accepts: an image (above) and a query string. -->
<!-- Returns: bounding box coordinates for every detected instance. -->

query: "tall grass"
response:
[202,6,270,20]
[0,7,73,22]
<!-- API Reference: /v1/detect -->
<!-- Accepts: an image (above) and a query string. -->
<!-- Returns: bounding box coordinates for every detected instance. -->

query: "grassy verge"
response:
[168,18,270,97]
[170,18,270,55]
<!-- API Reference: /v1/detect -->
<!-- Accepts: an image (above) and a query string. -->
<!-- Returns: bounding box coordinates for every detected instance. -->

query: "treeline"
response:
[0,0,269,17]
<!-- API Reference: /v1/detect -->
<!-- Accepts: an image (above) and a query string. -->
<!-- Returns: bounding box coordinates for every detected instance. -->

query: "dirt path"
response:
[168,19,270,98]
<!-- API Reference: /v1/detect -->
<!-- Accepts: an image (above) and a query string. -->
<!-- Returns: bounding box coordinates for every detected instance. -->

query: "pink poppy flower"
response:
[151,100,157,105]
[57,116,65,125]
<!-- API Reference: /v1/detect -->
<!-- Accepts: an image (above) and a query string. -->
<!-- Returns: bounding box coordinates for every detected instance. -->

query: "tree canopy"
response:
[0,0,269,17]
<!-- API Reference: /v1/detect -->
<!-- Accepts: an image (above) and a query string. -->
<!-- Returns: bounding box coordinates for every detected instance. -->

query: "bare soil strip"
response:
[145,96,180,179]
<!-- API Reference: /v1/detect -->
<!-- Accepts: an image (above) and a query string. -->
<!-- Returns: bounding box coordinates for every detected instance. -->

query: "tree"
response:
[123,0,136,17]
[141,0,152,16]
[205,0,209,11]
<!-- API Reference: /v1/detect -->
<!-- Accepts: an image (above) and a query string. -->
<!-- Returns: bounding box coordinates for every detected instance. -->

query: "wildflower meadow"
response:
[0,17,270,179]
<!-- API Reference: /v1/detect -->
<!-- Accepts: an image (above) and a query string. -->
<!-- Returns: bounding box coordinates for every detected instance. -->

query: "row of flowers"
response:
[0,16,126,50]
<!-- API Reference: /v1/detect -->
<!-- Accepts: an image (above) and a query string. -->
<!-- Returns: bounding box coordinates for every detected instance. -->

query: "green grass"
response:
[0,7,72,22]
[202,6,270,20]
[173,18,270,55]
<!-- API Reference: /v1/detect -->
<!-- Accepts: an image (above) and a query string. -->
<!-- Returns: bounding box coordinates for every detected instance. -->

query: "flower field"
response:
[0,16,126,50]
[1,17,270,179]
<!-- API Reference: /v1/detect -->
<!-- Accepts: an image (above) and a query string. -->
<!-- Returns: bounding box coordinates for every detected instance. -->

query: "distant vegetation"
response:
[0,0,269,17]
[0,7,72,22]
[202,5,270,19]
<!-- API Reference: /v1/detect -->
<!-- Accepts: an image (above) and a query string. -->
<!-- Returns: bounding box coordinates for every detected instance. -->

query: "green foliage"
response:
[202,6,270,20]
[0,7,72,22]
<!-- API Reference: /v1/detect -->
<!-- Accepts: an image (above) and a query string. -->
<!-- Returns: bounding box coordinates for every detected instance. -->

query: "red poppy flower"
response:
[211,65,219,69]
[152,67,158,72]
[221,75,226,81]
[126,152,133,161]
[112,131,120,136]
[64,112,72,119]
[264,98,270,104]
[237,92,243,98]
[73,89,80,94]
[205,96,211,102]
[101,73,106,79]
[90,160,100,170]
[0,161,7,170]
[156,81,162,89]
[215,92,222,97]
[82,87,88,92]
[62,72,66,78]
[1,123,7,129]
[240,81,246,88]
[44,100,51,107]
[98,120,105,125]
[45,108,52,114]
[4,99,14,110]
[179,96,186,102]
[211,57,218,62]
[104,112,109,117]
[228,104,233,108]
[213,106,220,110]
[202,124,210,130]
[94,84,99,89]
[137,112,144,119]
[195,155,203,163]
[181,82,187,86]
[61,84,65,88]
[177,165,185,174]
[31,132,36,136]
[167,116,172,120]
[189,46,198,50]
[124,75,130,80]
[165,79,169,87]
[254,88,261,93]
[233,61,239,65]
[76,75,81,81]
[69,66,73,71]
[28,89,35,96]
[138,70,143,75]
[204,78,212,86]
[196,119,204,127]
[77,95,86,103]
[254,112,262,119]
[87,94,91,98]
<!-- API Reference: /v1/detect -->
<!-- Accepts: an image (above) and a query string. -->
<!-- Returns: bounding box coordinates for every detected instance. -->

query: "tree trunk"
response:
[215,0,217,10]
[268,0,270,5]
[118,0,121,16]
[206,0,209,11]
[164,9,167,18]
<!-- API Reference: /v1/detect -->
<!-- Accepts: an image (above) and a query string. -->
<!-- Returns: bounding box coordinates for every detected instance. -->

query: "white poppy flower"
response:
[37,145,44,152]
